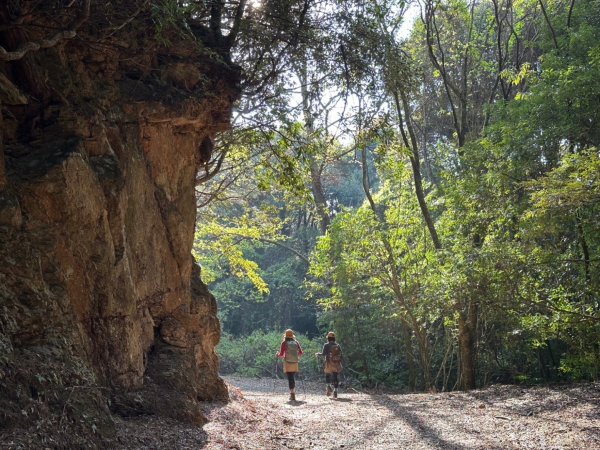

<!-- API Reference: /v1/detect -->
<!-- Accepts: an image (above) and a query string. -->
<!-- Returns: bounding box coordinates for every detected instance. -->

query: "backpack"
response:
[285,340,299,363]
[328,343,342,364]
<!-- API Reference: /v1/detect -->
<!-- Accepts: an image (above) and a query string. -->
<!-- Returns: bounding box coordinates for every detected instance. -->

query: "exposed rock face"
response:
[0,3,238,444]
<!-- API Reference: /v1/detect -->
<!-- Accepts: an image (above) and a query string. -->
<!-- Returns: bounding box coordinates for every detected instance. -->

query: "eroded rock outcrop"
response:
[0,3,238,445]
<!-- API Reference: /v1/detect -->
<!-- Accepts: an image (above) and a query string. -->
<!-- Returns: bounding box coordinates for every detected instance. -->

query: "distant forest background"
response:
[193,0,600,391]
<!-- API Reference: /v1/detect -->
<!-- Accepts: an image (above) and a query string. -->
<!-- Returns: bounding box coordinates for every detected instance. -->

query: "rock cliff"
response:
[0,3,239,445]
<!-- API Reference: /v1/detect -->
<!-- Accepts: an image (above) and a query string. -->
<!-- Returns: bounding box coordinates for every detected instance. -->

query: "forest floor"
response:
[115,376,600,450]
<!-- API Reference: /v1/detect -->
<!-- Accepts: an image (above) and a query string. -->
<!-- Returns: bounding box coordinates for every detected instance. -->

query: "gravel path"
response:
[114,377,600,449]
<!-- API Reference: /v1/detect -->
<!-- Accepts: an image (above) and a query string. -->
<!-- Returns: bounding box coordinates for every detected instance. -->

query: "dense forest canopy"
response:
[193,0,599,391]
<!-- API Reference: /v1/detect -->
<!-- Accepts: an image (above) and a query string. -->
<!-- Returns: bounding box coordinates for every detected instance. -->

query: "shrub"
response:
[218,330,323,379]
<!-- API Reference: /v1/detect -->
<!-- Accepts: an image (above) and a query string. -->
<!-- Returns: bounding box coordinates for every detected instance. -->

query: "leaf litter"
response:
[112,377,600,449]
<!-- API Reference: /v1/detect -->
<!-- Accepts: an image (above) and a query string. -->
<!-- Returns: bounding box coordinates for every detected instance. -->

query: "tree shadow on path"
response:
[371,394,474,450]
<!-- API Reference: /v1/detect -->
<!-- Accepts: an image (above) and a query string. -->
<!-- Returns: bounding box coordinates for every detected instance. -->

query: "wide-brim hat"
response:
[284,329,295,338]
[327,331,335,338]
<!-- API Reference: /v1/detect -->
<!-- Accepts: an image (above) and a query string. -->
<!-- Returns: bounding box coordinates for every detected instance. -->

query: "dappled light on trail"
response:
[193,377,600,449]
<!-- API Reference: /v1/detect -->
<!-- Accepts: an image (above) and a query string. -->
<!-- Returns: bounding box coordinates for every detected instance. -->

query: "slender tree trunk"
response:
[393,90,442,250]
[444,345,456,391]
[458,299,478,389]
[576,215,591,282]
[298,59,330,233]
[353,308,373,384]
[360,144,435,390]
[434,332,454,388]
[401,324,417,391]
[538,0,560,50]
[538,347,549,380]
[390,89,439,390]
[309,159,330,233]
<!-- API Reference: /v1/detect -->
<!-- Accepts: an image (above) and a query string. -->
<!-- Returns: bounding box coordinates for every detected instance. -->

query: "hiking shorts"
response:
[284,361,299,373]
[324,361,342,374]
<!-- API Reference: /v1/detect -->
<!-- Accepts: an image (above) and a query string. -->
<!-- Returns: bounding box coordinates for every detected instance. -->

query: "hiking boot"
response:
[333,389,338,399]
[290,392,296,401]
[326,385,333,396]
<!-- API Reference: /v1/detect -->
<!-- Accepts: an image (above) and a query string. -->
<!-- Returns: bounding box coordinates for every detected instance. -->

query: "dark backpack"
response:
[328,343,342,363]
[285,340,299,363]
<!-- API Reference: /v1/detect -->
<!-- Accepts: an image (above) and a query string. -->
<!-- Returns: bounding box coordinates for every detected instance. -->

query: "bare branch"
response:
[423,1,461,145]
[105,0,149,38]
[254,237,309,263]
[567,0,576,28]
[0,0,91,62]
[393,90,442,250]
[227,0,247,47]
[196,149,229,185]
[538,0,559,50]
[210,0,224,40]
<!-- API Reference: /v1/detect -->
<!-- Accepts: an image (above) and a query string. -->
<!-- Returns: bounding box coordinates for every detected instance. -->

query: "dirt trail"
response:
[114,377,600,449]
[202,377,600,450]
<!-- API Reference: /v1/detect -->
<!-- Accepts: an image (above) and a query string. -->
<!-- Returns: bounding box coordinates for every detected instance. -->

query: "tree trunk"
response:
[297,59,330,233]
[360,145,434,388]
[309,159,330,233]
[401,325,417,391]
[394,90,442,250]
[354,309,373,385]
[0,105,5,189]
[576,215,591,282]
[458,300,478,390]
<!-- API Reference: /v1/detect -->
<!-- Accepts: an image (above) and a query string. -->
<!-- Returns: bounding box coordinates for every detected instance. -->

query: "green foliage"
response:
[197,0,600,389]
[212,242,319,337]
[560,351,600,380]
[306,0,600,389]
[194,209,285,293]
[150,0,192,45]
[316,307,413,389]
[217,331,322,378]
[525,149,600,213]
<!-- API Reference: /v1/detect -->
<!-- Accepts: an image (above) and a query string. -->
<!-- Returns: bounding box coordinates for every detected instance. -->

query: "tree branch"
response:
[255,237,309,263]
[227,0,247,47]
[423,1,461,145]
[538,0,559,50]
[196,149,229,185]
[210,0,224,40]
[393,90,442,250]
[567,0,576,28]
[0,0,91,62]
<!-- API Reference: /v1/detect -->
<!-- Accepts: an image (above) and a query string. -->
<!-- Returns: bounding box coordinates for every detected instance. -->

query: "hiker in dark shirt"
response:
[315,331,342,398]
[276,329,304,401]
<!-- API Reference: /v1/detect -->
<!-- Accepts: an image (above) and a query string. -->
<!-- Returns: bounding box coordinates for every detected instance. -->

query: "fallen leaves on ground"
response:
[113,377,600,449]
